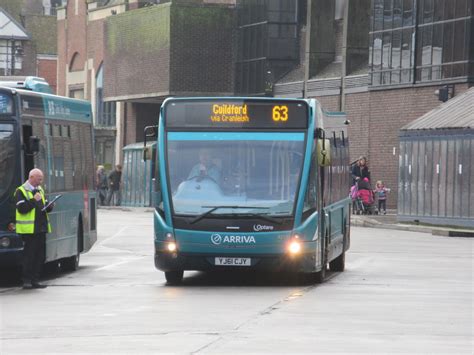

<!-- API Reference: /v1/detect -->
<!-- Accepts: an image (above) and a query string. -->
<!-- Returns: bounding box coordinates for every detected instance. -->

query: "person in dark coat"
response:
[96,165,108,206]
[351,156,370,185]
[106,164,122,206]
[15,168,54,289]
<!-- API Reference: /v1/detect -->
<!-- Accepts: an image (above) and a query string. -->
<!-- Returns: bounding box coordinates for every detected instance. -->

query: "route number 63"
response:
[272,105,289,122]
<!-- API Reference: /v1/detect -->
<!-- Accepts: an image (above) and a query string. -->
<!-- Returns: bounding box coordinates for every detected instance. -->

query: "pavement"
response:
[351,211,474,237]
[99,206,474,237]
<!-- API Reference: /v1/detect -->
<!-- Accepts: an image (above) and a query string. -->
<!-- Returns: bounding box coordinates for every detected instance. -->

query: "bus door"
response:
[21,122,35,180]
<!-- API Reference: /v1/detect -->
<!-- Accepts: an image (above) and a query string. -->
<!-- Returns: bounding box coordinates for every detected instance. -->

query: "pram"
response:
[351,179,376,215]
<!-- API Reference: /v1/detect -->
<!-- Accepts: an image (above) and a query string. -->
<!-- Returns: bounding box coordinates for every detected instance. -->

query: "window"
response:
[370,0,471,86]
[303,151,318,217]
[95,64,116,127]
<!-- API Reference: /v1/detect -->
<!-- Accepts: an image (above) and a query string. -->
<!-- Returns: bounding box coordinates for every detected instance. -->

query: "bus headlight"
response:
[288,235,302,255]
[167,242,177,252]
[0,237,10,248]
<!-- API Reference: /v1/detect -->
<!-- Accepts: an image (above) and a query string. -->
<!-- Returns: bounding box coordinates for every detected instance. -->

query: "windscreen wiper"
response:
[190,205,269,224]
[223,212,283,225]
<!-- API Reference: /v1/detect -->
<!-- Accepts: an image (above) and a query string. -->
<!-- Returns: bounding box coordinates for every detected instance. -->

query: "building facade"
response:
[274,0,473,209]
[0,0,59,91]
[56,0,473,208]
[57,0,235,172]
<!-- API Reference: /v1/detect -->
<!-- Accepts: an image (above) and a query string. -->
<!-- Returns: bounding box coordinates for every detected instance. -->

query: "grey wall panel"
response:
[446,139,456,218]
[432,139,440,217]
[418,140,425,216]
[425,139,433,216]
[411,141,419,216]
[439,139,447,217]
[466,137,474,218]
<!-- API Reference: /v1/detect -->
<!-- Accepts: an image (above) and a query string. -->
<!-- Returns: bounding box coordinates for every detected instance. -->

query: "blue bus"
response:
[0,87,97,272]
[149,97,350,284]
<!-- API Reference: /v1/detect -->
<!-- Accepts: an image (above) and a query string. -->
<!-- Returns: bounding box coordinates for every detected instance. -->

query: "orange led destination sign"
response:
[211,104,250,123]
[165,99,308,129]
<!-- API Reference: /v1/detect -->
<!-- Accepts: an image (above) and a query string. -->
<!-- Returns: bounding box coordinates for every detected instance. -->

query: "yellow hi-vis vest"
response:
[15,185,51,234]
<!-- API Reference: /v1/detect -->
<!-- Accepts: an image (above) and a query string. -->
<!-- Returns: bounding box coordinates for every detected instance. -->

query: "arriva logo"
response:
[210,234,256,245]
[253,224,274,232]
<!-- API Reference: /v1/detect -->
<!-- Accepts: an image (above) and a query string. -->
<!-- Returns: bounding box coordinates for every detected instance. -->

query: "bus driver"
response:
[187,148,221,184]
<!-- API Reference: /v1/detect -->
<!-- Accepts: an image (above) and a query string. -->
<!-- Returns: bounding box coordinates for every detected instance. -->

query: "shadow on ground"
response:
[164,269,338,288]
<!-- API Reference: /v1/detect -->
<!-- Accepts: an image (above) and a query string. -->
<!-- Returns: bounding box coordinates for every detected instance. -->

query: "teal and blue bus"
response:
[0,87,97,272]
[150,97,350,284]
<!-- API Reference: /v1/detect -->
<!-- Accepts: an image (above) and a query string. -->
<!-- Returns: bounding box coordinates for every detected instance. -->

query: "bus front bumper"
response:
[154,250,318,273]
[0,233,23,267]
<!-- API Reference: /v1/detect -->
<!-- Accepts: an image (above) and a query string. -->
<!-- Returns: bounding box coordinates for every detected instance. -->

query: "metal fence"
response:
[398,130,474,228]
[121,142,156,207]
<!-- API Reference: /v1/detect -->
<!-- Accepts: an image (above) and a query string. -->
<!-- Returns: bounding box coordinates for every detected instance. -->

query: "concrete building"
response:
[56,0,473,208]
[0,0,60,92]
[274,0,474,208]
[57,0,235,171]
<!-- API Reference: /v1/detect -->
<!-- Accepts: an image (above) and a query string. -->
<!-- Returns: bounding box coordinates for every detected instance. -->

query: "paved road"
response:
[1,209,472,354]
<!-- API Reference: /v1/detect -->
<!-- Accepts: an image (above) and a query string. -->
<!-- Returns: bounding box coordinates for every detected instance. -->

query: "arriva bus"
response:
[148,97,350,284]
[0,86,97,272]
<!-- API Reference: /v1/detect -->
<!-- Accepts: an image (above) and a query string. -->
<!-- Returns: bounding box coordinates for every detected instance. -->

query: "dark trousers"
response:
[106,189,121,206]
[378,199,386,212]
[22,233,46,283]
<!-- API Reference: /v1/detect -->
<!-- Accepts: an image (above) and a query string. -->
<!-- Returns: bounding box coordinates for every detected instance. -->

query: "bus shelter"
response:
[121,142,156,207]
[398,88,474,228]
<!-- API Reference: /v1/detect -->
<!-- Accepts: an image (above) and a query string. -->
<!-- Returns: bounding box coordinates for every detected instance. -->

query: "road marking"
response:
[94,256,146,271]
[97,225,128,246]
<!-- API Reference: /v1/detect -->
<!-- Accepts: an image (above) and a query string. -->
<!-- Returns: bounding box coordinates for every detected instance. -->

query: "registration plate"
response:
[215,257,251,266]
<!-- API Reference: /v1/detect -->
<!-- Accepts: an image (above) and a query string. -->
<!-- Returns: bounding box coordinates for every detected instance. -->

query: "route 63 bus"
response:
[146,97,350,284]
[0,86,97,273]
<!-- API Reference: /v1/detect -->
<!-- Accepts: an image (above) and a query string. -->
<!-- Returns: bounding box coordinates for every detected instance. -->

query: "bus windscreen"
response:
[164,100,308,129]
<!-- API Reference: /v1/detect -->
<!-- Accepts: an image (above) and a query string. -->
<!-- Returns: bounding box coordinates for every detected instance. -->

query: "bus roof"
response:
[0,87,92,123]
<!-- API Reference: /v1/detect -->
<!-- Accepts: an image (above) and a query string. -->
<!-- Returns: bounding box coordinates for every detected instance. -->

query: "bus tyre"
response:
[314,261,326,284]
[165,270,183,285]
[329,252,345,272]
[62,219,82,272]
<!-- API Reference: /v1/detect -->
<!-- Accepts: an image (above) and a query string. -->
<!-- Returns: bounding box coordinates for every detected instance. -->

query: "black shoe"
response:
[32,282,47,289]
[22,282,34,289]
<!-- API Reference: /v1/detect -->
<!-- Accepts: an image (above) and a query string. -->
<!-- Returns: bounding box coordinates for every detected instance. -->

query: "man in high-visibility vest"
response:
[15,168,54,289]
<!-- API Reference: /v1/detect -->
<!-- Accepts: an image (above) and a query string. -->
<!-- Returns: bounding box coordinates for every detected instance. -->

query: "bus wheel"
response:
[165,270,183,285]
[314,262,326,284]
[62,219,82,272]
[329,252,345,272]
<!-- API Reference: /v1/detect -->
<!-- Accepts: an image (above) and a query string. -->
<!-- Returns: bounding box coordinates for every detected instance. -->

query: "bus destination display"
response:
[165,100,308,129]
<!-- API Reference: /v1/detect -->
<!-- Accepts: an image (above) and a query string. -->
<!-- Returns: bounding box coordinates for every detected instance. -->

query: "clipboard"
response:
[41,194,62,211]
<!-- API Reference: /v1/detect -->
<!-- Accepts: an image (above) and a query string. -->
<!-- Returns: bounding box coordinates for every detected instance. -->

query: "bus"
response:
[149,97,350,284]
[0,86,97,272]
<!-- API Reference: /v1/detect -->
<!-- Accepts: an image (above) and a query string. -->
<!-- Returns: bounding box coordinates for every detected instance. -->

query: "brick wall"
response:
[314,95,340,111]
[367,84,471,208]
[169,4,235,94]
[345,92,370,162]
[313,83,472,209]
[37,57,57,93]
[104,5,171,100]
[57,17,66,95]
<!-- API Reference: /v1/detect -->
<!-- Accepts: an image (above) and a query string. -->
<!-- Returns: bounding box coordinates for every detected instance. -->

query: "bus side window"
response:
[154,150,164,217]
[302,149,318,220]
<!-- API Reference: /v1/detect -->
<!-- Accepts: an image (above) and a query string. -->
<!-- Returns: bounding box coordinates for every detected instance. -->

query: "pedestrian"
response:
[374,180,390,215]
[15,168,53,289]
[96,165,108,206]
[351,156,370,185]
[106,164,122,206]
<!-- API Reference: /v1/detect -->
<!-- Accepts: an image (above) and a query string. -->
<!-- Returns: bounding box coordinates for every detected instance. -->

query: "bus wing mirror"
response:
[143,146,153,161]
[143,125,158,161]
[28,136,40,153]
[317,130,331,167]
